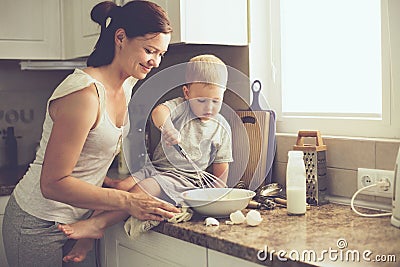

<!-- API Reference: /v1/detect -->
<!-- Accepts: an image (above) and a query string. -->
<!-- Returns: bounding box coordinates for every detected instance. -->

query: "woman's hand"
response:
[126,192,180,221]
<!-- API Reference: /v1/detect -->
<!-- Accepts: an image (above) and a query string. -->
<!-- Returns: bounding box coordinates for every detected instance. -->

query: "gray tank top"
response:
[13,69,137,224]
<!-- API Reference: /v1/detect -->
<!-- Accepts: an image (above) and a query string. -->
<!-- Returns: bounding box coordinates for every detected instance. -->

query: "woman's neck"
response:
[86,65,127,92]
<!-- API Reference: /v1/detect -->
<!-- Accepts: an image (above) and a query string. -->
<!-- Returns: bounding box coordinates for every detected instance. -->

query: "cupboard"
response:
[150,0,248,45]
[100,222,264,267]
[62,0,104,59]
[0,0,62,59]
[0,0,248,60]
[101,223,207,266]
[0,0,102,60]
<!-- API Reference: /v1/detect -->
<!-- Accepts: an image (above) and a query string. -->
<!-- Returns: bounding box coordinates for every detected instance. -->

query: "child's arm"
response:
[212,162,229,187]
[152,104,173,130]
[152,104,180,146]
[103,176,137,191]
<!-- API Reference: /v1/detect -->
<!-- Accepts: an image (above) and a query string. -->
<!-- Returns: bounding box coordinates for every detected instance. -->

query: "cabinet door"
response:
[208,249,265,267]
[0,0,61,59]
[101,222,207,267]
[150,0,182,44]
[61,0,102,59]
[183,0,248,45]
[150,0,247,45]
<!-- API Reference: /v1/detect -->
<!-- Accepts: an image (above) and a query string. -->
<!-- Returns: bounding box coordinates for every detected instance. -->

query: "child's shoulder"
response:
[162,97,188,114]
[163,96,185,107]
[214,114,231,130]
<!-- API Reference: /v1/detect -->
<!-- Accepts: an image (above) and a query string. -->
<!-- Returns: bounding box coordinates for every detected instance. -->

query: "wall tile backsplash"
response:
[0,60,71,167]
[272,133,400,204]
[0,90,51,166]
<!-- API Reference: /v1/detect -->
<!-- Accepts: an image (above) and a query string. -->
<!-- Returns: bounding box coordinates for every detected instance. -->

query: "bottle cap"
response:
[288,150,303,157]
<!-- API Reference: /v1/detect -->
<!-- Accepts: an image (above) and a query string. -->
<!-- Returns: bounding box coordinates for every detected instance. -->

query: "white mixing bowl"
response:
[180,188,256,217]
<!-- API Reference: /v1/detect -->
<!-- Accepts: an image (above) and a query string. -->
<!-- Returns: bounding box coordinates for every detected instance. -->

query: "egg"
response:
[204,217,219,226]
[246,210,263,226]
[229,210,246,224]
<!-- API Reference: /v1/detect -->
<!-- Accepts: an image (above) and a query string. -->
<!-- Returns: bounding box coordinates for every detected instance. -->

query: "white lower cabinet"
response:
[101,222,207,267]
[208,249,264,267]
[101,221,267,267]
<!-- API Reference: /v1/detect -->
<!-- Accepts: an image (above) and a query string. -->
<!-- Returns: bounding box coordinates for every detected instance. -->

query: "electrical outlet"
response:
[357,168,377,194]
[357,168,394,198]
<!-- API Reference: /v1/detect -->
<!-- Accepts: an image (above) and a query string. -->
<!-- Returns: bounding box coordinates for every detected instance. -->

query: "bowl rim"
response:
[180,187,256,202]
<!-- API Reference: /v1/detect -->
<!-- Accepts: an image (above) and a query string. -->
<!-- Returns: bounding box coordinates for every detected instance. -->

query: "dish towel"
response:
[124,207,193,239]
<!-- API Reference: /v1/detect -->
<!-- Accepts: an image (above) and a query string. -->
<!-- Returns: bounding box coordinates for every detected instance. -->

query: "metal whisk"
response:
[173,144,227,188]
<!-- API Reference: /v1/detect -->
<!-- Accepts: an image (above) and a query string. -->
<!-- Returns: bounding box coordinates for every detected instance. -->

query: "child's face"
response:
[183,83,225,121]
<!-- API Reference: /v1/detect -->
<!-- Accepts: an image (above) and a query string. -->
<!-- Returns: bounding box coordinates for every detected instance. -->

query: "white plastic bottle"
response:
[286,150,307,215]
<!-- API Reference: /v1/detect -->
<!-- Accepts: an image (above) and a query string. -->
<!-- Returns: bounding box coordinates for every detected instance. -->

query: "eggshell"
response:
[229,210,246,224]
[204,217,219,226]
[246,210,263,226]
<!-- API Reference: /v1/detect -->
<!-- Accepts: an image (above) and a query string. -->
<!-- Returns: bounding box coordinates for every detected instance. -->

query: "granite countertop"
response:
[153,203,399,267]
[2,168,398,266]
[0,165,28,196]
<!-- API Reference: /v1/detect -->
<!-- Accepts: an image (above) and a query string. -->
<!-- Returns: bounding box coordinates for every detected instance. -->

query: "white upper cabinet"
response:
[0,0,248,60]
[0,0,102,60]
[61,0,102,59]
[0,0,62,59]
[152,0,248,45]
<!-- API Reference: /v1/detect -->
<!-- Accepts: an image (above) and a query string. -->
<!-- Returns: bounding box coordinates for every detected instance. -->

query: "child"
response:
[59,54,233,261]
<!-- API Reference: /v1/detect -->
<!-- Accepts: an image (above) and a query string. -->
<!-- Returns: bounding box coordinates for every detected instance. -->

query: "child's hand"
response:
[160,126,181,146]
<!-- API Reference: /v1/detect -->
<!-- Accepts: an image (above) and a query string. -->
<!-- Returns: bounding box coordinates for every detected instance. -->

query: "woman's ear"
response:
[182,85,190,100]
[115,28,126,46]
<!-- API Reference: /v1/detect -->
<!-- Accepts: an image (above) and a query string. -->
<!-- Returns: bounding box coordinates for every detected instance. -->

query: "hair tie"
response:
[105,17,112,28]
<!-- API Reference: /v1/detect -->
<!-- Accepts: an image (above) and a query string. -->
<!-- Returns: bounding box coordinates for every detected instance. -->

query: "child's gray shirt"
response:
[151,97,233,173]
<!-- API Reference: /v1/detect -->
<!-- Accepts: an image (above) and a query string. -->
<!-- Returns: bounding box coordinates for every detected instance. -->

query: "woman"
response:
[2,1,179,266]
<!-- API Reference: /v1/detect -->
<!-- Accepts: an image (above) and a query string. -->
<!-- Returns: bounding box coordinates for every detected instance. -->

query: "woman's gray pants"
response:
[2,193,97,267]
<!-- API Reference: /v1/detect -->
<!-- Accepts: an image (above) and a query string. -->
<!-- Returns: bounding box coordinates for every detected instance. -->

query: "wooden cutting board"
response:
[225,80,276,191]
[229,110,272,190]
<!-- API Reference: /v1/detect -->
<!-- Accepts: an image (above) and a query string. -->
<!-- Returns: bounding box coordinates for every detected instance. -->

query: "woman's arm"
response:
[40,86,179,220]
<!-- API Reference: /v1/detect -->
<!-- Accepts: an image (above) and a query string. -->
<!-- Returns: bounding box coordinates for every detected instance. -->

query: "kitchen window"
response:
[259,0,399,139]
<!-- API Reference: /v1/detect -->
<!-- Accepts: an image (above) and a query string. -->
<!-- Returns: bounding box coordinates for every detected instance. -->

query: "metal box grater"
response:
[293,130,328,205]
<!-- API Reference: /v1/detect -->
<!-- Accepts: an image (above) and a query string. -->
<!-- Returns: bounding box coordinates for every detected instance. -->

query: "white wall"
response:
[248,0,275,110]
[388,0,400,130]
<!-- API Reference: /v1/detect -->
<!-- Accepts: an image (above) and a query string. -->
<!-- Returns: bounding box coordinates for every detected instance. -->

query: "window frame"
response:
[264,0,399,139]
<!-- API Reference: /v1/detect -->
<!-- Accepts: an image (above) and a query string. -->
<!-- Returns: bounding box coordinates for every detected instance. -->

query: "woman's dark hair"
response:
[87,0,172,67]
